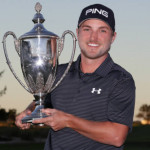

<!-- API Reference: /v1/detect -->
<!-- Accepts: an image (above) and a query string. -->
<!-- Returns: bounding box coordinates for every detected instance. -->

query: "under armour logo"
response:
[91,88,102,94]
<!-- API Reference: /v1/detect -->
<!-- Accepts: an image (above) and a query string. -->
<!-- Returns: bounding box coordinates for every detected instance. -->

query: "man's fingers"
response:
[26,110,32,115]
[32,116,51,124]
[41,108,55,115]
[15,120,30,130]
[15,111,32,129]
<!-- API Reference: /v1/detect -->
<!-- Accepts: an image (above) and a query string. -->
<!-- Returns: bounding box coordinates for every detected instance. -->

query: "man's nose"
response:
[90,31,98,41]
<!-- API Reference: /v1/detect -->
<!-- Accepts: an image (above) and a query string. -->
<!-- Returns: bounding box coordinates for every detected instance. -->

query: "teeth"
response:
[88,43,99,47]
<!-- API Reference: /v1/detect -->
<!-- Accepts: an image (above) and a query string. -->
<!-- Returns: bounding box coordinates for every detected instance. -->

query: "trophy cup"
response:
[2,2,76,124]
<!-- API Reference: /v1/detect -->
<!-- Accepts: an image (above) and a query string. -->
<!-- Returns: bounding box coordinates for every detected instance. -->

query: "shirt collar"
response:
[70,54,114,77]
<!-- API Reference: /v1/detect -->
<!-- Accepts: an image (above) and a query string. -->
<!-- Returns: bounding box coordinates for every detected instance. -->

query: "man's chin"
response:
[82,52,108,60]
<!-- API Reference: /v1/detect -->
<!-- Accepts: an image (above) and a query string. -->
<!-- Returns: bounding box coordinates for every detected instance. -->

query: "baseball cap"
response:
[78,4,115,32]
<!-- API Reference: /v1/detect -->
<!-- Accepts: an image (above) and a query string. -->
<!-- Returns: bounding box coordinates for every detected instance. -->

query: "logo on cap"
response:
[85,8,108,18]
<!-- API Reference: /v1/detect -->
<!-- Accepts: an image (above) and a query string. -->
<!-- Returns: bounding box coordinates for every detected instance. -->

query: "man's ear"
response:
[111,32,117,44]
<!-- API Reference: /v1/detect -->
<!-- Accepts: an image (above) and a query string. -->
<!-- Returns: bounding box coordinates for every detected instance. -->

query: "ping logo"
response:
[91,88,102,94]
[85,8,108,18]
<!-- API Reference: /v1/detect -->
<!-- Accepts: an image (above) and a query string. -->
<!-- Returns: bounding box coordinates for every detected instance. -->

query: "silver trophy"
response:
[2,2,76,124]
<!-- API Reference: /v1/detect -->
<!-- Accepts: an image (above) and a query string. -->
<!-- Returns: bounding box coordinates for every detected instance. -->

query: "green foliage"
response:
[0,70,7,97]
[7,109,17,121]
[0,86,6,97]
[0,71,4,77]
[0,126,49,140]
[0,143,45,150]
[0,108,17,121]
[0,127,19,138]
[0,126,150,150]
[124,143,150,150]
[136,104,150,121]
[126,125,150,143]
[124,125,150,150]
[0,108,8,121]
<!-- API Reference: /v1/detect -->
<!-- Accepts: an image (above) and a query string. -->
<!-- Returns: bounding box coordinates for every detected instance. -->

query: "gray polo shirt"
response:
[44,54,135,150]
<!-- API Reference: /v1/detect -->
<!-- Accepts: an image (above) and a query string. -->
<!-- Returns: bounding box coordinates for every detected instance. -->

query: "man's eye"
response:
[83,28,90,31]
[100,30,107,33]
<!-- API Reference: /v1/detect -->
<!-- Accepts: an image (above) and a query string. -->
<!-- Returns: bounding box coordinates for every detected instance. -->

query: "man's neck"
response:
[80,54,108,73]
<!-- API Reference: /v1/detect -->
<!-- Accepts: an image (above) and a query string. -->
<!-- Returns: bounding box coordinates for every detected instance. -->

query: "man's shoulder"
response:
[57,63,68,70]
[109,63,134,82]
[108,63,135,96]
[57,62,75,70]
[56,61,76,76]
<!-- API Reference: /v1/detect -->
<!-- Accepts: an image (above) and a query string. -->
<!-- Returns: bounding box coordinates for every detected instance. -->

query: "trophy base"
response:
[22,113,48,123]
[22,104,48,126]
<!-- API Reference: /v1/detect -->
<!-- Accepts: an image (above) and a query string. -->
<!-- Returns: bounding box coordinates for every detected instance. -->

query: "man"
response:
[15,4,135,150]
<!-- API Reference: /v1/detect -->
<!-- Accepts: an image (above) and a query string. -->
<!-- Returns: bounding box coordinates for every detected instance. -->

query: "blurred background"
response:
[0,0,150,149]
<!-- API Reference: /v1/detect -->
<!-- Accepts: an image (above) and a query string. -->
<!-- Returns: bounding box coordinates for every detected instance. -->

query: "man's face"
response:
[76,19,116,60]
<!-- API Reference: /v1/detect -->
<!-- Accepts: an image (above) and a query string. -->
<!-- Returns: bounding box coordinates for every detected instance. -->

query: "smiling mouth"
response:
[88,43,99,47]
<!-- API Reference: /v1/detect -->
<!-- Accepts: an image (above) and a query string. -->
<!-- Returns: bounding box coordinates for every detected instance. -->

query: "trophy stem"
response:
[22,96,48,125]
[3,2,76,127]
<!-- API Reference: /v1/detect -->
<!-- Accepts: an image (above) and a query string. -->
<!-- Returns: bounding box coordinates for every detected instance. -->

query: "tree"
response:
[7,109,17,122]
[0,108,17,122]
[136,104,150,123]
[0,70,7,97]
[0,108,8,121]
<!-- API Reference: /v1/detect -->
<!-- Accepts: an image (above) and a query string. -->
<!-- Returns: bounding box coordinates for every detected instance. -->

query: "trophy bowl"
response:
[2,2,76,124]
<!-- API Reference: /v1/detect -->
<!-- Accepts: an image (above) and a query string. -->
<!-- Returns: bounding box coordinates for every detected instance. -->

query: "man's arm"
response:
[67,113,129,147]
[33,78,134,146]
[33,108,129,147]
[15,101,35,130]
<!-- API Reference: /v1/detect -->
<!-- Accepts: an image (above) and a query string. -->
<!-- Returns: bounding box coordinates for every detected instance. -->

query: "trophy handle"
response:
[2,31,31,93]
[51,30,77,91]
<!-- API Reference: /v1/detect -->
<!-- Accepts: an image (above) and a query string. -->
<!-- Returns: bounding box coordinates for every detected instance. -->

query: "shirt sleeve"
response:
[107,77,135,131]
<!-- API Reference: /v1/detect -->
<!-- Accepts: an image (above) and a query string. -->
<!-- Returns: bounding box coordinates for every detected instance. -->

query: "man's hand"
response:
[32,108,69,131]
[15,110,32,130]
[32,108,129,147]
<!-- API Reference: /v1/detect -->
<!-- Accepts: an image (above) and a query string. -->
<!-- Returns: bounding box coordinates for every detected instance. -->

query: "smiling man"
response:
[15,4,135,150]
